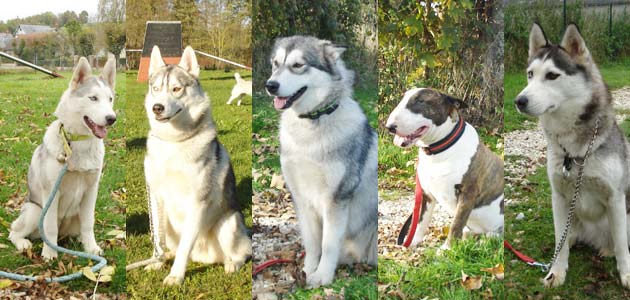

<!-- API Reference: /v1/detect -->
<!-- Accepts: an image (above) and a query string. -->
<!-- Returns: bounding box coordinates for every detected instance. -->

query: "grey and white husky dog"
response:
[9,56,117,260]
[265,36,378,287]
[144,46,252,285]
[516,23,630,288]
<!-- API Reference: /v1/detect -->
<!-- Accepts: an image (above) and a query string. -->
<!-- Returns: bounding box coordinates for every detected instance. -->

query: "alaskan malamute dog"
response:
[265,36,378,287]
[144,46,252,285]
[516,23,630,288]
[9,56,117,260]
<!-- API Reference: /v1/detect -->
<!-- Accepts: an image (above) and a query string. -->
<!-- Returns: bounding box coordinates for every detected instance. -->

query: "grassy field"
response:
[124,70,252,299]
[252,86,378,299]
[0,70,126,296]
[504,61,630,299]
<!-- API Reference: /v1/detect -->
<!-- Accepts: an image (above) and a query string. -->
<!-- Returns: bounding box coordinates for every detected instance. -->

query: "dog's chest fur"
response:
[418,124,479,211]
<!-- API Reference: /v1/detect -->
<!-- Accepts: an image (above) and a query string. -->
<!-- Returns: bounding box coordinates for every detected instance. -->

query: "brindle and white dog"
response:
[386,88,504,249]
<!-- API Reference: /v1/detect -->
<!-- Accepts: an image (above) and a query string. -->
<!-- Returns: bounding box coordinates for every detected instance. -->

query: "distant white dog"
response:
[226,73,252,106]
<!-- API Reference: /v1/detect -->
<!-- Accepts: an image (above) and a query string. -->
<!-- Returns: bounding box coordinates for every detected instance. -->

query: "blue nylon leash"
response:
[0,164,107,282]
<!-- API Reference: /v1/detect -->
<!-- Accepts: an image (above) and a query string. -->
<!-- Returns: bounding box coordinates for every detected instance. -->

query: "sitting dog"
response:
[386,88,504,249]
[265,36,378,287]
[226,72,252,106]
[9,55,117,260]
[144,46,252,285]
[515,23,630,288]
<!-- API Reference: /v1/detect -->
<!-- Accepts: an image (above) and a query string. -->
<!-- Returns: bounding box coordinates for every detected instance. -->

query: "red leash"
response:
[402,166,423,248]
[504,240,548,271]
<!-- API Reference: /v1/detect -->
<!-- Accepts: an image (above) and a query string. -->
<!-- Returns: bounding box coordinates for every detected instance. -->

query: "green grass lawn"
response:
[124,70,252,299]
[0,70,126,295]
[252,85,378,299]
[504,61,630,299]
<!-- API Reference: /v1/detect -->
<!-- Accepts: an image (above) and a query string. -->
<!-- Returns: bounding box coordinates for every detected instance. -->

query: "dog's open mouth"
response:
[155,108,182,123]
[84,116,107,139]
[393,126,429,147]
[273,87,307,110]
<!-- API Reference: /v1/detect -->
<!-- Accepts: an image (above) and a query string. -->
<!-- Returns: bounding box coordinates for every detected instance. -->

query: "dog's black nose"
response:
[265,81,279,94]
[152,104,164,115]
[515,96,529,110]
[106,115,117,126]
[386,124,397,134]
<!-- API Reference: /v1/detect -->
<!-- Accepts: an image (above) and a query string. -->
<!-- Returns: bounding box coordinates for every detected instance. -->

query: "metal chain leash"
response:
[545,118,600,272]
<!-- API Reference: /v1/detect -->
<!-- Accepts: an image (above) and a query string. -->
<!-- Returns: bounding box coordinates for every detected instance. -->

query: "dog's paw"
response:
[84,244,103,256]
[13,239,32,252]
[163,274,184,285]
[620,273,630,289]
[41,246,58,261]
[306,271,334,288]
[542,269,566,288]
[224,261,243,273]
[303,258,319,276]
[144,261,164,271]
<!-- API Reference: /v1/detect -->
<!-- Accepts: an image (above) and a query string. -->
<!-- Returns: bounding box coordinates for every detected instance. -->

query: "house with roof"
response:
[14,24,55,37]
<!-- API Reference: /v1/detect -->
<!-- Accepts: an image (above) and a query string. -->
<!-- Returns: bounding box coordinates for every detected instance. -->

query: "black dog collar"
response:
[298,102,340,120]
[422,117,466,155]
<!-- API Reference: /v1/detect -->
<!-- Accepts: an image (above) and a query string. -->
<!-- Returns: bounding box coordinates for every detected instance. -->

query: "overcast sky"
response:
[0,0,98,23]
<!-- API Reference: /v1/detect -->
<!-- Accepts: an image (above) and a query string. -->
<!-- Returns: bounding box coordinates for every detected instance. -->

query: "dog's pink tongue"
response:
[93,125,107,139]
[393,135,406,147]
[273,96,288,110]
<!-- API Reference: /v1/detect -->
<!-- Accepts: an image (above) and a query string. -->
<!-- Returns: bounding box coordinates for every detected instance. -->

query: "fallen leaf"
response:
[82,267,97,282]
[0,279,12,289]
[100,265,115,276]
[480,263,504,280]
[270,173,285,190]
[461,270,483,290]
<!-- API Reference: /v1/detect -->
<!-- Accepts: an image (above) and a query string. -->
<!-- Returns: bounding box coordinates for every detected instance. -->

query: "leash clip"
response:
[527,261,549,273]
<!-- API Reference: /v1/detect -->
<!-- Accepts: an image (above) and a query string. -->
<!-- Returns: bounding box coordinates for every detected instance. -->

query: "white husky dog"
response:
[144,46,252,285]
[9,56,117,260]
[265,36,378,288]
[226,73,252,106]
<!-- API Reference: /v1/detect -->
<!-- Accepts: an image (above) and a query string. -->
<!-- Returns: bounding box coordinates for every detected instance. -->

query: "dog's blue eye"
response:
[546,72,560,80]
[89,96,97,102]
[527,71,533,79]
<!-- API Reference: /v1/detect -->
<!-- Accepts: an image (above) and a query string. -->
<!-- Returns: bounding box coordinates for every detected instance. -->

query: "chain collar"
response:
[298,101,339,120]
[544,118,600,273]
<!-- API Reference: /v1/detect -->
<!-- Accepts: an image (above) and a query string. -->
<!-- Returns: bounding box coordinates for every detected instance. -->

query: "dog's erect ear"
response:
[70,57,92,90]
[445,94,468,110]
[100,53,116,90]
[529,23,548,58]
[149,45,165,78]
[323,42,348,62]
[178,46,200,78]
[560,23,590,62]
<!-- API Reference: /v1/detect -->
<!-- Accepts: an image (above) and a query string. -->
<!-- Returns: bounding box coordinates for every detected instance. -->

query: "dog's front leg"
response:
[79,180,103,256]
[296,202,322,276]
[409,195,436,247]
[41,192,60,261]
[163,200,206,285]
[443,198,473,250]
[608,191,630,288]
[307,202,348,288]
[544,189,571,288]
